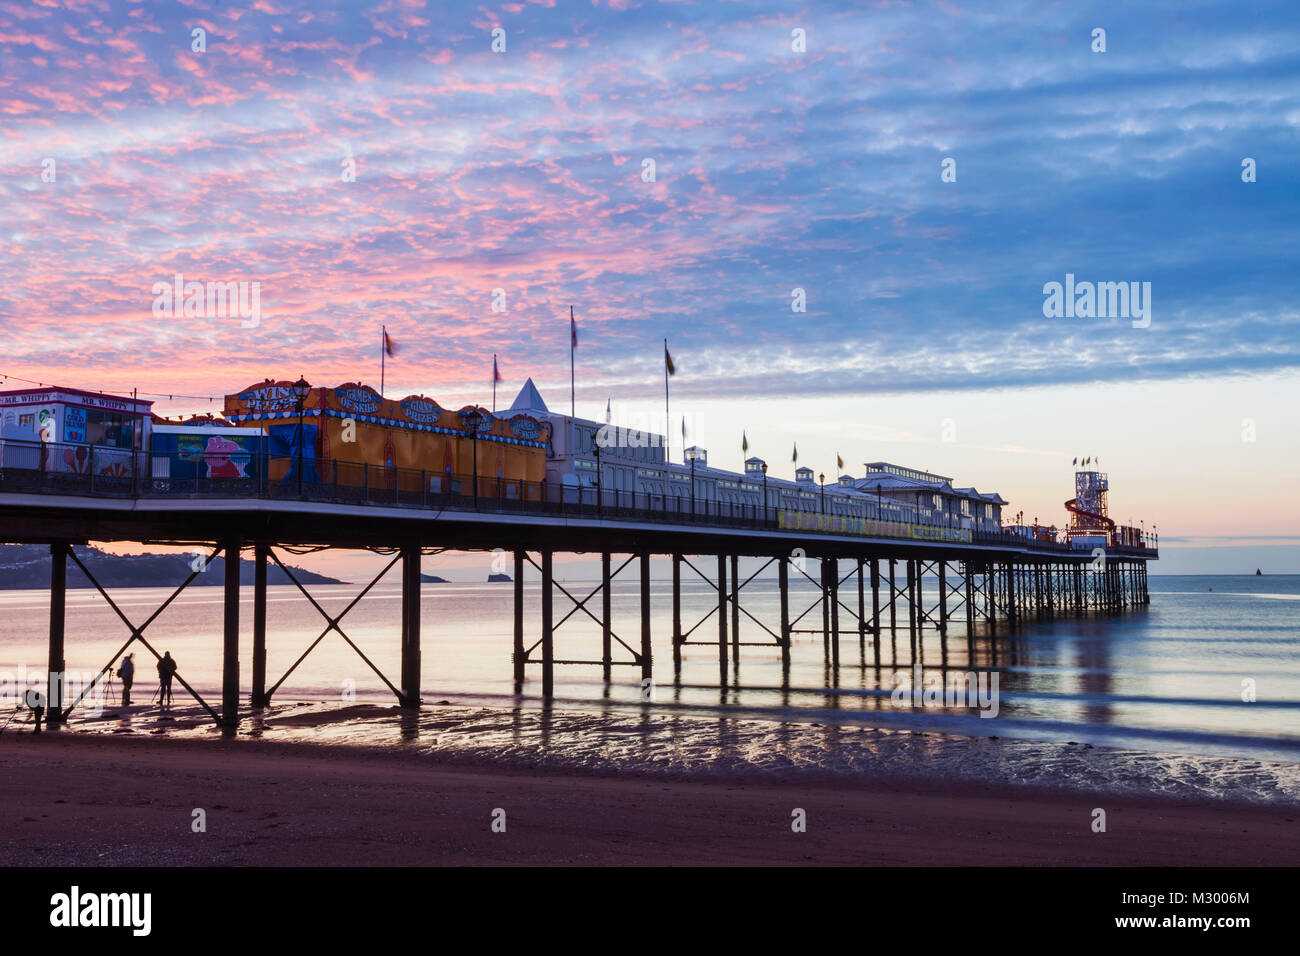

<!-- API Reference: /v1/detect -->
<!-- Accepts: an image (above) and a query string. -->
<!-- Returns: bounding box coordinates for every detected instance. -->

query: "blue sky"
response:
[1,0,1297,570]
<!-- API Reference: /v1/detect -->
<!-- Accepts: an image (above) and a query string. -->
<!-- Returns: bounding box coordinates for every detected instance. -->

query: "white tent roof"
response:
[509,378,549,414]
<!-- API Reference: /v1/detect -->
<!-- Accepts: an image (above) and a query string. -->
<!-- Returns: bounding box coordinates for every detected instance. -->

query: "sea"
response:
[1,572,1297,804]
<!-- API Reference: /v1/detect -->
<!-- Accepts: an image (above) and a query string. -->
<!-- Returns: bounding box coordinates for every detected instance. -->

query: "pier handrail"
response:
[0,438,1158,557]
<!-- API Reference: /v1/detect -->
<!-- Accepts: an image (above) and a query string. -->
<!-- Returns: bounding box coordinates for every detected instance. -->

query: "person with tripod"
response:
[156,651,177,708]
[117,653,135,706]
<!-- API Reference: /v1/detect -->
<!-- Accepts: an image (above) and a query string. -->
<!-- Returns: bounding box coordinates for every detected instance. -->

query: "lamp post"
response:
[819,473,825,514]
[292,375,310,498]
[875,482,882,521]
[463,409,482,510]
[591,433,603,516]
[685,446,697,518]
[761,462,769,523]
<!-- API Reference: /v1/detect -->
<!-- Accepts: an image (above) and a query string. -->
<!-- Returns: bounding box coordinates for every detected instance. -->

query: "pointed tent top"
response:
[510,378,548,413]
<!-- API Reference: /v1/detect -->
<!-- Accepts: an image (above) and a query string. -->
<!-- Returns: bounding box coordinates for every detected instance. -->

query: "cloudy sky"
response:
[2,0,1297,572]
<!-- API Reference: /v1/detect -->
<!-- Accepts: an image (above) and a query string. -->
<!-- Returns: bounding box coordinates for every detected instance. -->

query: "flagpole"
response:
[664,337,670,465]
[493,353,497,413]
[569,305,576,457]
[380,325,385,397]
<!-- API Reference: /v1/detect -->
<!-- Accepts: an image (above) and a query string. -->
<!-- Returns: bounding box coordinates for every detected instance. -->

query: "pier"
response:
[0,456,1154,730]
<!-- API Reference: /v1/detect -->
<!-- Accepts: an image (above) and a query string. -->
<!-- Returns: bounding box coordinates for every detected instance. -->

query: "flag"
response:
[792,443,798,463]
[665,343,676,376]
[570,311,578,348]
[681,416,686,444]
[742,432,749,455]
[1072,457,1078,466]
[837,453,844,472]
[605,397,611,424]
[492,354,502,384]
[383,330,397,356]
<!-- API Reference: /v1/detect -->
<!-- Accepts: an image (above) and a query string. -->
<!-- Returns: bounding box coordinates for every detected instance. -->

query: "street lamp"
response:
[591,433,603,516]
[761,461,769,523]
[463,408,482,509]
[685,446,698,518]
[292,375,310,497]
[819,472,825,514]
[875,482,882,521]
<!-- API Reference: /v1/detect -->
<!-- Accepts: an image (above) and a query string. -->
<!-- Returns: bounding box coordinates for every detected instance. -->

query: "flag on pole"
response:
[664,343,676,376]
[1073,457,1078,466]
[571,311,578,349]
[837,453,844,472]
[681,416,687,446]
[384,330,397,356]
[605,397,611,424]
[742,432,749,455]
[792,443,798,463]
[491,353,502,412]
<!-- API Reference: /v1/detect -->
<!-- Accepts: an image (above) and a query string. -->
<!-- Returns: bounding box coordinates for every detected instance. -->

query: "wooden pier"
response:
[1,475,1154,729]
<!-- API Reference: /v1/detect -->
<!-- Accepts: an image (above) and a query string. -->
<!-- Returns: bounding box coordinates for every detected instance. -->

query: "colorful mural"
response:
[223,380,552,495]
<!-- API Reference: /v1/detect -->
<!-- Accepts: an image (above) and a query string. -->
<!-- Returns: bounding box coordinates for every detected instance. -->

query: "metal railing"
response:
[0,438,1158,557]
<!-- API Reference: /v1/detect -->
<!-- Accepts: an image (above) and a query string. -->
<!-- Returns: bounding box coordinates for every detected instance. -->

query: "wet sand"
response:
[2,731,1296,866]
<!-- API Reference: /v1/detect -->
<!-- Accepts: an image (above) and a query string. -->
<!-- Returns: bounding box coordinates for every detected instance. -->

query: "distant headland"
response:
[0,543,342,589]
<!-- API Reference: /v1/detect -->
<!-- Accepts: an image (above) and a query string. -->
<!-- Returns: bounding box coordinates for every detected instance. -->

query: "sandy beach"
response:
[3,730,1296,866]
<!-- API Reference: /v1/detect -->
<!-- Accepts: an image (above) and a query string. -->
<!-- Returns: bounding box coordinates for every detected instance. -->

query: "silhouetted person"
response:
[118,653,135,706]
[157,652,177,707]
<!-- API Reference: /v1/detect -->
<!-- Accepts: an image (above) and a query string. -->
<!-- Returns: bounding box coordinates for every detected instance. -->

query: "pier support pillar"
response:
[639,552,652,686]
[916,559,924,631]
[818,558,829,663]
[730,553,740,666]
[672,553,683,678]
[778,555,791,679]
[46,542,68,725]
[870,558,881,665]
[907,559,918,666]
[601,552,613,682]
[717,554,728,685]
[964,563,975,637]
[857,558,866,662]
[888,559,897,632]
[251,542,269,707]
[513,549,525,690]
[1005,561,1017,624]
[828,557,840,670]
[541,550,554,699]
[399,543,421,709]
[221,537,241,729]
[938,561,948,635]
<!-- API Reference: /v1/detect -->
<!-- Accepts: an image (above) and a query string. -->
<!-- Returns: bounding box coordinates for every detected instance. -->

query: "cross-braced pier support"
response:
[31,535,1153,717]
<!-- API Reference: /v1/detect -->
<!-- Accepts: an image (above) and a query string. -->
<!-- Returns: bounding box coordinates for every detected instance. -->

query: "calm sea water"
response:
[0,572,1295,767]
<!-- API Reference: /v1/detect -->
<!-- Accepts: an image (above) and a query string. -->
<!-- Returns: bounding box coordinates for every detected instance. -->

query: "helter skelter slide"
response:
[1065,470,1115,546]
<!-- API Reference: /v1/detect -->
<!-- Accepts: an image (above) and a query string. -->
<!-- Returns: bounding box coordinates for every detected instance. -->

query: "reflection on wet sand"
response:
[57,696,1300,807]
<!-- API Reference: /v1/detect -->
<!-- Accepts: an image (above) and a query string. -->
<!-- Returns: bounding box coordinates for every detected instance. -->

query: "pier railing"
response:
[0,439,1158,557]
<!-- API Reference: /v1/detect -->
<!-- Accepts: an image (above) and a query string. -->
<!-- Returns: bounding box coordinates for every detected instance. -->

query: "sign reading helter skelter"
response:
[223,380,552,496]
